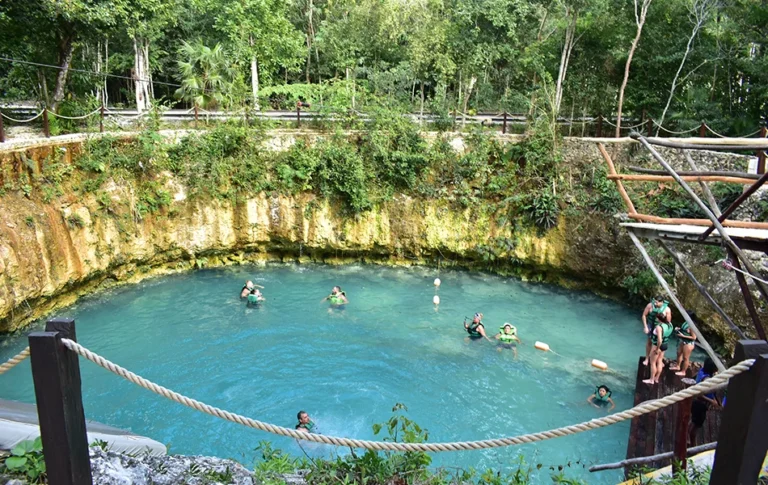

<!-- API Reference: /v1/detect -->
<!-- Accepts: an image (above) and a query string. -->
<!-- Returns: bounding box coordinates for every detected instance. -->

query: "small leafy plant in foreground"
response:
[0,437,47,483]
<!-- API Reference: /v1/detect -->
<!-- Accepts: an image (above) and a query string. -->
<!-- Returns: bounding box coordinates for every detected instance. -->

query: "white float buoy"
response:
[434,278,441,287]
[433,295,440,305]
[591,359,609,371]
[534,341,550,352]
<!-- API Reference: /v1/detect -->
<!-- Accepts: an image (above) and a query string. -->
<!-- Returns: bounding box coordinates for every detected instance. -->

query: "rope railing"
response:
[651,120,700,135]
[0,346,30,376]
[47,108,101,120]
[59,337,753,453]
[0,111,45,123]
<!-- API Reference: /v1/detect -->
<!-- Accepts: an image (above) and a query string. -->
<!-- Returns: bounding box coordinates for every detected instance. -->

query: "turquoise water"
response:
[1,265,659,483]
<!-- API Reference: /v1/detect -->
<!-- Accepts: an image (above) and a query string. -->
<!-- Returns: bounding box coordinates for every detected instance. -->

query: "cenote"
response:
[0,264,672,484]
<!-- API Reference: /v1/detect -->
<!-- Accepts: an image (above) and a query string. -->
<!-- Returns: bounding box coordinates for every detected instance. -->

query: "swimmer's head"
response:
[246,280,254,289]
[297,410,310,423]
[473,312,483,323]
[502,323,515,334]
[332,286,341,294]
[597,385,610,397]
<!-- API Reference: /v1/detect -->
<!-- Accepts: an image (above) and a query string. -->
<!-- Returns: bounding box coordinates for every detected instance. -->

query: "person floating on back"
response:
[494,322,521,356]
[295,410,316,434]
[642,295,671,366]
[643,310,674,385]
[322,286,348,307]
[587,385,615,411]
[247,288,265,306]
[671,320,697,376]
[689,358,720,446]
[464,313,491,342]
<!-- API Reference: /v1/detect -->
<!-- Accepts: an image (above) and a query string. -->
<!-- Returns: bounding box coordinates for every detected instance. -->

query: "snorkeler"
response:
[464,313,491,342]
[644,312,674,385]
[295,410,316,434]
[587,385,616,411]
[494,323,521,356]
[247,287,265,306]
[642,295,671,366]
[321,286,348,306]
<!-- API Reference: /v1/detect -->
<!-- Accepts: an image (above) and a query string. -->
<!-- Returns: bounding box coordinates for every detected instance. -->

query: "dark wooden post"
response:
[757,125,767,175]
[646,118,653,137]
[0,110,5,143]
[28,318,92,485]
[194,103,199,129]
[42,108,50,138]
[99,103,104,133]
[296,101,301,128]
[596,115,603,137]
[710,340,768,485]
[502,112,507,134]
[673,398,692,474]
[699,122,707,138]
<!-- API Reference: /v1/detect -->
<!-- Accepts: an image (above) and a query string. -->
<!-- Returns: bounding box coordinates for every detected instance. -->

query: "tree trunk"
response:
[616,0,653,137]
[250,35,260,110]
[51,32,75,111]
[461,76,476,127]
[420,81,425,126]
[38,69,50,107]
[133,37,151,113]
[305,0,314,83]
[554,8,577,115]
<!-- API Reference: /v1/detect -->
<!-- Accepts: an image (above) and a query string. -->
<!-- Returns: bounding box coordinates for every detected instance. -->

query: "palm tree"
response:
[175,40,236,109]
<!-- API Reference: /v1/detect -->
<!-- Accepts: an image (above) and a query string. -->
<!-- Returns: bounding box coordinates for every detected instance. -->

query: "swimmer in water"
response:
[295,410,316,434]
[494,322,521,357]
[240,281,254,298]
[321,286,348,306]
[587,385,615,411]
[247,287,265,306]
[464,313,492,342]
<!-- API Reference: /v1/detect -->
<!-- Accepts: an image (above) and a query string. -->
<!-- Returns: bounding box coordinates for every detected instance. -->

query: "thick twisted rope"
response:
[0,111,44,123]
[60,338,754,452]
[0,347,30,375]
[48,109,101,120]
[651,120,700,135]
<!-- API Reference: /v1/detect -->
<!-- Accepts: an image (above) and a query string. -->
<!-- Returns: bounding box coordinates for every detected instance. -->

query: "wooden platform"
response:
[621,222,768,252]
[624,357,722,478]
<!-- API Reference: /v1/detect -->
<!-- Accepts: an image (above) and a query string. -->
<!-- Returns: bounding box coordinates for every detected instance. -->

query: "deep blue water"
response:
[0,264,672,483]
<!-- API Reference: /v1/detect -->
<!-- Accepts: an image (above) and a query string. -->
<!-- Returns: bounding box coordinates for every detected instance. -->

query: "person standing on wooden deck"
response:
[642,296,672,366]
[688,358,720,445]
[644,313,673,385]
[671,320,697,376]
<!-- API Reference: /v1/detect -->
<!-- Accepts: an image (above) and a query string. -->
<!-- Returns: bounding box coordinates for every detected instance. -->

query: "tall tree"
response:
[615,0,653,137]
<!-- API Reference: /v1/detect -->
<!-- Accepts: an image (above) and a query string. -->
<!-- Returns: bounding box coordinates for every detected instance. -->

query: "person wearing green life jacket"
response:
[587,385,615,411]
[464,313,491,342]
[295,410,316,434]
[644,316,674,385]
[321,286,348,307]
[671,320,697,376]
[494,323,521,356]
[642,295,672,366]
[247,287,265,306]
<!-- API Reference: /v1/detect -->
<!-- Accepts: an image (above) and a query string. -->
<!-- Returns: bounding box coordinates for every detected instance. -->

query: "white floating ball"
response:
[534,341,550,352]
[433,295,440,305]
[591,359,608,371]
[434,278,441,287]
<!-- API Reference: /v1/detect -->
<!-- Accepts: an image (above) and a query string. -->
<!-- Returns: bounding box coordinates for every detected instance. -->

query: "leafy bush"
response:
[1,437,46,483]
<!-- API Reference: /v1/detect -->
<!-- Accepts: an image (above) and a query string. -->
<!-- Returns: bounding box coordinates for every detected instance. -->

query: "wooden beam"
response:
[626,164,761,181]
[657,240,745,339]
[627,229,726,371]
[683,151,722,217]
[710,341,768,485]
[673,398,692,474]
[28,318,92,485]
[637,136,768,150]
[699,169,768,240]
[628,213,768,230]
[608,174,757,184]
[589,441,717,472]
[636,135,768,302]
[728,248,767,341]
[597,142,637,214]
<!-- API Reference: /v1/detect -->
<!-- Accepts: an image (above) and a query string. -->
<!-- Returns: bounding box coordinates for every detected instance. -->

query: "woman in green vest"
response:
[494,323,521,356]
[321,286,348,307]
[463,313,491,342]
[671,320,697,376]
[644,315,674,385]
[642,295,671,366]
[587,385,615,411]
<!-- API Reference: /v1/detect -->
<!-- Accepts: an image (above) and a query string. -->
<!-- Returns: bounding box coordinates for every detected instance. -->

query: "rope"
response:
[48,109,101,120]
[0,347,30,376]
[0,111,44,123]
[717,259,768,285]
[104,109,144,120]
[601,119,645,129]
[706,125,764,139]
[651,120,700,135]
[59,338,754,452]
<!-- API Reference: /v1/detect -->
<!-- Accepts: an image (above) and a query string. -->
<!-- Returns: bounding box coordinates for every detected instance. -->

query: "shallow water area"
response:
[1,264,665,483]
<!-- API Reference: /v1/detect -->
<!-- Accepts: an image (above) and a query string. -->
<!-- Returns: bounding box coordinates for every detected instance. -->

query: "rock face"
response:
[0,133,764,348]
[89,448,254,485]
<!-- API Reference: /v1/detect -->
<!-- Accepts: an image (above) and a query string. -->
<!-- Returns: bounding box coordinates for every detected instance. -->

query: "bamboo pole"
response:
[625,165,760,181]
[683,151,722,217]
[597,142,636,214]
[639,136,768,151]
[627,230,726,371]
[699,170,768,240]
[589,442,717,472]
[657,240,745,339]
[608,174,757,185]
[628,213,768,230]
[636,135,768,302]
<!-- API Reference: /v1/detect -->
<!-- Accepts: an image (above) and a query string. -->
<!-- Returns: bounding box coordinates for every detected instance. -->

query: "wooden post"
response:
[728,248,767,341]
[699,170,768,241]
[0,110,5,143]
[597,142,637,214]
[28,318,92,485]
[296,102,301,128]
[42,108,50,138]
[502,112,507,134]
[757,125,767,175]
[710,341,768,485]
[673,398,692,474]
[194,104,199,129]
[99,103,104,133]
[699,122,707,138]
[646,118,653,138]
[596,115,603,138]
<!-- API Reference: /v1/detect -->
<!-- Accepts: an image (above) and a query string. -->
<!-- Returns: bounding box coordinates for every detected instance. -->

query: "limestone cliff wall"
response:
[0,133,764,349]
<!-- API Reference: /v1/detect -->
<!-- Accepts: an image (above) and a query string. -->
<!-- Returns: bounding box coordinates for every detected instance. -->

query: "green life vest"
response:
[678,321,693,339]
[329,295,344,305]
[498,326,517,343]
[296,420,315,432]
[594,387,612,403]
[247,293,260,304]
[649,300,669,325]
[652,322,673,345]
[467,322,483,338]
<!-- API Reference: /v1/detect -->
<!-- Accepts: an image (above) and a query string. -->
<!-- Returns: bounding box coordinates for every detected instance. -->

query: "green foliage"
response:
[622,270,660,300]
[628,462,711,484]
[66,213,86,229]
[525,190,559,230]
[1,437,46,483]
